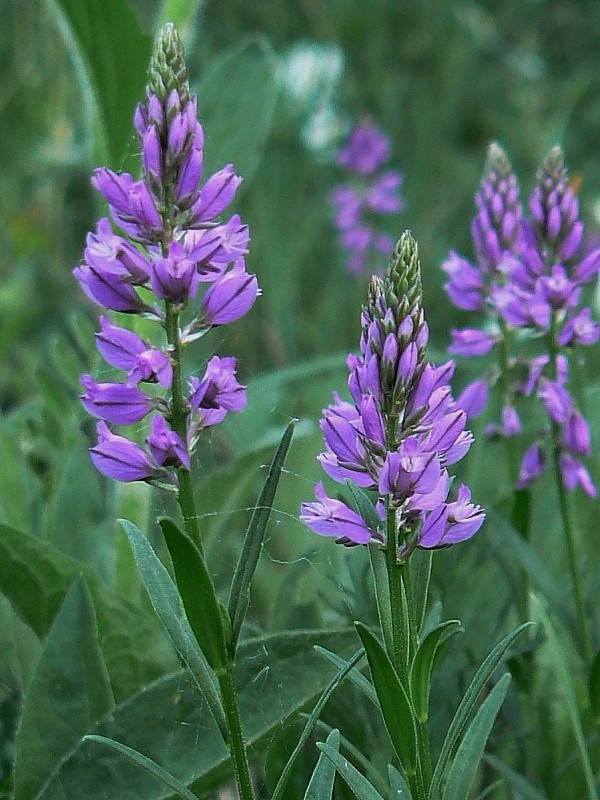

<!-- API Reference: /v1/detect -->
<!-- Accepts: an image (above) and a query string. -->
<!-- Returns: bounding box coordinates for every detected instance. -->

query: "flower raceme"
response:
[74,24,258,486]
[331,122,404,276]
[301,232,484,555]
[442,143,599,496]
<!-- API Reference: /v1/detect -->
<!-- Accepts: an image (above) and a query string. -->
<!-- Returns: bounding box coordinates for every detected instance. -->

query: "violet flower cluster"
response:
[301,232,484,554]
[74,25,258,486]
[331,122,404,275]
[442,144,600,497]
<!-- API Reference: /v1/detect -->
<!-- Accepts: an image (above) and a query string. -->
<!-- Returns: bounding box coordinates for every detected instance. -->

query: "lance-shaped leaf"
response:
[14,578,114,800]
[84,736,198,800]
[483,754,546,800]
[441,673,511,800]
[409,620,462,722]
[589,648,600,720]
[228,420,294,648]
[388,764,412,799]
[316,742,386,800]
[429,622,531,798]
[315,646,377,705]
[355,623,418,775]
[368,545,394,659]
[159,517,228,674]
[271,649,364,800]
[120,519,227,739]
[304,728,340,800]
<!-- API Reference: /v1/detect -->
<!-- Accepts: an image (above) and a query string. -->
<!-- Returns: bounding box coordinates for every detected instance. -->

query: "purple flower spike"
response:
[563,410,591,457]
[90,422,164,483]
[146,415,190,469]
[559,453,597,497]
[300,482,376,544]
[80,375,154,425]
[516,443,546,489]
[448,328,494,357]
[199,259,259,325]
[336,123,390,176]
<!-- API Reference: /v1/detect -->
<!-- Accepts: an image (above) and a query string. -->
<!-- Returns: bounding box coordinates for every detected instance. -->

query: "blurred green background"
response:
[1,1,600,796]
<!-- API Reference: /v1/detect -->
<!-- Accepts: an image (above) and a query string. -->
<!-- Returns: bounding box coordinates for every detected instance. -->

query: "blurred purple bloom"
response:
[563,410,591,457]
[336,123,390,175]
[557,307,600,347]
[559,453,597,497]
[537,380,571,424]
[455,379,489,419]
[516,443,546,489]
[448,328,494,357]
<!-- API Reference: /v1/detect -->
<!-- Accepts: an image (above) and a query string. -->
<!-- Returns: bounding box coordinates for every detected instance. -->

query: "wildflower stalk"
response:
[549,312,592,667]
[218,669,255,800]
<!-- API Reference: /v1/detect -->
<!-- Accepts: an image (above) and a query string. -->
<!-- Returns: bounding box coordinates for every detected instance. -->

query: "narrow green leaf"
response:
[315,646,378,705]
[271,649,364,800]
[410,620,462,722]
[532,595,599,800]
[483,754,547,800]
[388,764,412,799]
[228,420,294,647]
[46,0,151,166]
[120,519,227,738]
[429,622,531,798]
[304,729,340,800]
[344,480,382,531]
[159,517,228,674]
[355,623,418,774]
[474,780,505,799]
[14,579,114,800]
[589,648,600,720]
[411,550,434,636]
[84,735,198,800]
[316,742,386,800]
[368,544,395,658]
[441,673,511,800]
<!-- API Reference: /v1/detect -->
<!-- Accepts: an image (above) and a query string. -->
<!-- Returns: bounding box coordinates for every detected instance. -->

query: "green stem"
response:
[385,503,408,679]
[164,301,201,549]
[219,667,255,800]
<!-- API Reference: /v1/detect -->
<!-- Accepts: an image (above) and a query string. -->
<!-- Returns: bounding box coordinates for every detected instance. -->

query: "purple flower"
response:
[146,415,190,469]
[189,355,246,427]
[516,443,546,489]
[559,453,597,497]
[90,422,164,483]
[150,241,201,303]
[455,379,489,419]
[367,172,404,214]
[557,307,600,347]
[419,485,485,548]
[300,482,377,544]
[537,380,571,424]
[448,328,495,357]
[199,259,259,325]
[563,410,591,457]
[95,316,172,388]
[190,164,242,224]
[336,123,390,175]
[80,375,155,425]
[441,252,485,311]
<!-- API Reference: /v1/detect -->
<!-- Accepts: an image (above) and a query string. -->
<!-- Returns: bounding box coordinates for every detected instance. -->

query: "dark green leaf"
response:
[159,517,228,674]
[344,480,382,531]
[368,545,395,658]
[483,754,547,800]
[411,550,433,636]
[120,519,227,738]
[355,623,418,775]
[388,764,412,799]
[84,736,198,800]
[47,0,152,166]
[196,37,279,181]
[589,648,600,720]
[304,728,340,800]
[430,622,531,799]
[271,649,363,800]
[14,579,114,800]
[315,646,377,705]
[316,743,385,800]
[228,420,294,647]
[441,673,511,800]
[410,620,462,722]
[0,523,175,701]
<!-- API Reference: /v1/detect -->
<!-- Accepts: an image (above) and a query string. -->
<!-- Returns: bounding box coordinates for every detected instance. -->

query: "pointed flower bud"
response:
[90,422,165,483]
[80,375,155,425]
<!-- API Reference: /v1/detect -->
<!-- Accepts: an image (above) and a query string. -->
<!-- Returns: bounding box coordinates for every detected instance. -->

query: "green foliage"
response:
[304,727,340,800]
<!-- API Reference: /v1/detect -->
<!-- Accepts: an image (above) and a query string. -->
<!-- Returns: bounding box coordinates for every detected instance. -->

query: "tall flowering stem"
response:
[75,24,259,799]
[301,232,484,797]
[442,143,600,664]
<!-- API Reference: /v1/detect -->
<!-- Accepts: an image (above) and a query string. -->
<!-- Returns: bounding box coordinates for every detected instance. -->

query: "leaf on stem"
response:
[159,517,228,674]
[441,673,511,800]
[120,519,227,739]
[409,620,462,722]
[83,735,199,800]
[315,646,377,705]
[303,728,340,800]
[355,623,418,775]
[228,420,294,648]
[316,742,386,800]
[388,764,412,799]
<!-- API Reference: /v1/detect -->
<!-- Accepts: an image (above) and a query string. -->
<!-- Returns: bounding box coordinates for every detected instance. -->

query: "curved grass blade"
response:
[304,728,340,800]
[228,421,294,648]
[355,623,418,775]
[271,649,364,800]
[315,646,377,705]
[429,622,531,799]
[316,742,385,800]
[84,735,198,800]
[532,594,599,800]
[120,520,227,738]
[410,620,462,722]
[441,673,511,800]
[159,517,228,674]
